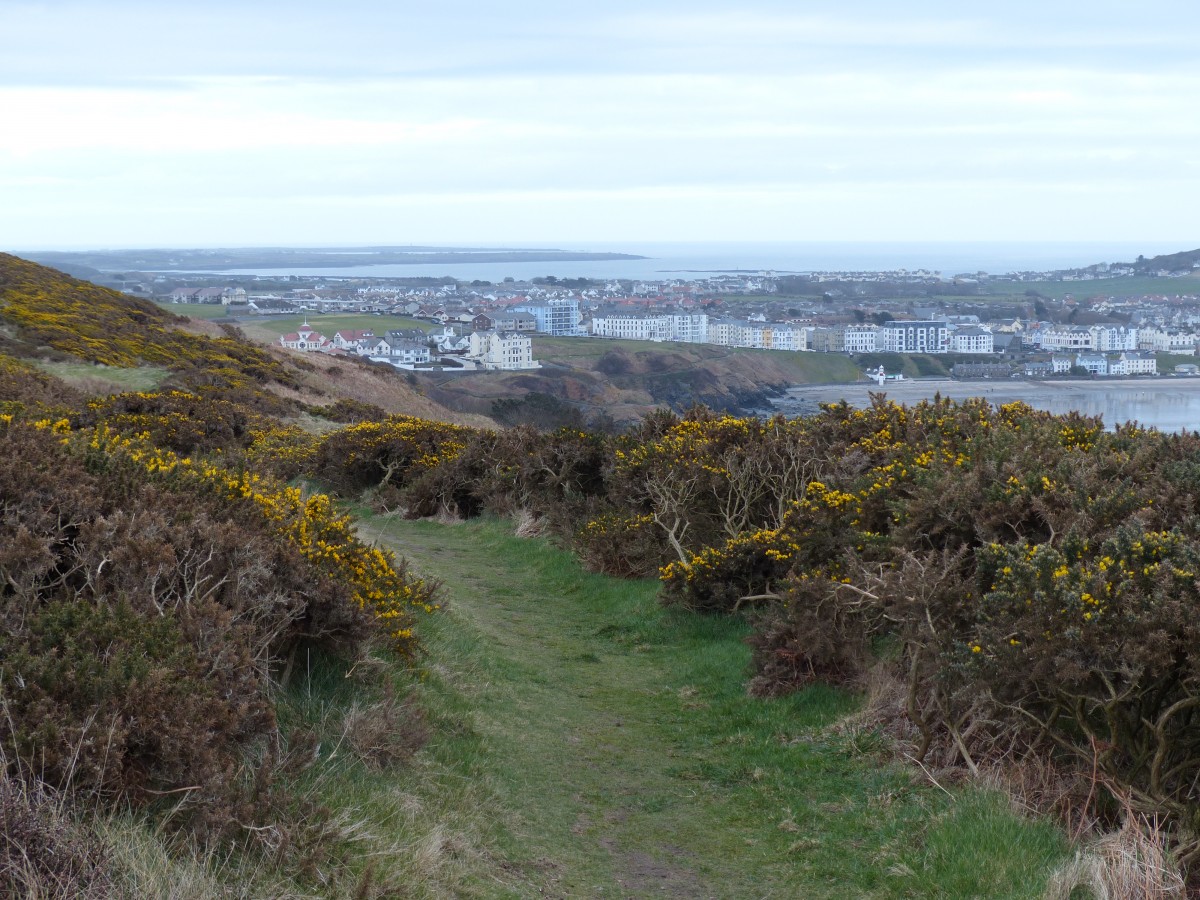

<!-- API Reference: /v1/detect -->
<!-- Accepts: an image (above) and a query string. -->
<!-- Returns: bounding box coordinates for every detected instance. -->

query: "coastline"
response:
[771,376,1200,432]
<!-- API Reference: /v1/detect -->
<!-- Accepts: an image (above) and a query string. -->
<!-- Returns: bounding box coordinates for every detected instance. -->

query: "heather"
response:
[0,260,441,893]
[2,254,1189,892]
[312,395,1200,880]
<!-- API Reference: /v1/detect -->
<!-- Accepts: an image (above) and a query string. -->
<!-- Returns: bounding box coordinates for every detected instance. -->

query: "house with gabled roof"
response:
[331,329,375,352]
[366,338,431,367]
[278,321,332,352]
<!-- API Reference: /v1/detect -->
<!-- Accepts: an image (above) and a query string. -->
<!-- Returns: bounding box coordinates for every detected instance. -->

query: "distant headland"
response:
[19,246,647,275]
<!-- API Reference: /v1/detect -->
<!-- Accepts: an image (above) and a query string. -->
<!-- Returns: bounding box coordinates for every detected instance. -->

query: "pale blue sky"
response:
[2,1,1197,248]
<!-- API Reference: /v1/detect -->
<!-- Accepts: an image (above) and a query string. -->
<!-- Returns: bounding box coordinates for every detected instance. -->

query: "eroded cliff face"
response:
[417,343,859,424]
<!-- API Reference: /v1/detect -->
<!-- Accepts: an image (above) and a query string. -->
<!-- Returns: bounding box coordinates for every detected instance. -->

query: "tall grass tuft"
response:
[1045,814,1186,900]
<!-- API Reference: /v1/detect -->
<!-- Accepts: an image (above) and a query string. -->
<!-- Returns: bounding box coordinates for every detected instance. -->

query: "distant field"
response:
[974,275,1200,300]
[153,301,233,320]
[236,313,430,340]
[725,275,1200,305]
[533,336,865,384]
[533,336,729,361]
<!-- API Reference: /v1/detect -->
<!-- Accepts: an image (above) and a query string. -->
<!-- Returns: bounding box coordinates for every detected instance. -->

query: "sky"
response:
[1,0,1198,249]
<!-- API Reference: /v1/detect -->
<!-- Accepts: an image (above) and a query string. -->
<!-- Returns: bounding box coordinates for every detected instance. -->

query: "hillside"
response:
[1130,247,1200,273]
[228,306,865,425]
[400,338,862,425]
[3,254,1181,896]
[0,253,489,428]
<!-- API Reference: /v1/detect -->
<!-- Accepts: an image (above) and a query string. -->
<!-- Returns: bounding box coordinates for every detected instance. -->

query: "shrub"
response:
[80,389,257,454]
[309,415,472,500]
[0,773,112,898]
[0,419,431,843]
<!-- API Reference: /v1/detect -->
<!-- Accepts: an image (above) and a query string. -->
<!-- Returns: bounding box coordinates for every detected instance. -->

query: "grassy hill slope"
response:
[0,255,1096,896]
[0,253,489,427]
[338,515,1073,897]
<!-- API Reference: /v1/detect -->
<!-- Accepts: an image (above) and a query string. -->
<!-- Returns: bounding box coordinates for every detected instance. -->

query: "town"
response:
[156,263,1200,378]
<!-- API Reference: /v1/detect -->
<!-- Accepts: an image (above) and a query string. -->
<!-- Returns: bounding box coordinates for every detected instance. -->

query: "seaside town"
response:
[153,261,1200,377]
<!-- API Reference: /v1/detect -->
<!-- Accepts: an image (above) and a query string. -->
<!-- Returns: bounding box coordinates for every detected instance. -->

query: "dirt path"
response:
[372,517,1071,898]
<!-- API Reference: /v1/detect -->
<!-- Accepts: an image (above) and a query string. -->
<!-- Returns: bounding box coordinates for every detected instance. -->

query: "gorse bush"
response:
[308,414,472,503]
[0,416,435,845]
[0,354,82,417]
[318,394,1200,869]
[0,254,297,395]
[80,423,436,655]
[80,388,257,454]
[11,253,1200,877]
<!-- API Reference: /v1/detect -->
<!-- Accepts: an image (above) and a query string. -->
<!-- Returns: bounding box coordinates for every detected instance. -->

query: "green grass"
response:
[741,347,863,382]
[152,301,233,320]
[532,335,706,360]
[241,312,430,338]
[933,275,1199,302]
[31,360,169,393]
[269,516,1074,897]
[534,336,864,383]
[1154,353,1200,373]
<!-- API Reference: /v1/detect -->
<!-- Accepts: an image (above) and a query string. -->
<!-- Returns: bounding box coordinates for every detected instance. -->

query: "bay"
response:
[174,240,1186,282]
[772,378,1200,434]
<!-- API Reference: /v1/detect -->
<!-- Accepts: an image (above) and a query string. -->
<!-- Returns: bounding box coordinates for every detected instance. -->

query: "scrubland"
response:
[1,253,1193,896]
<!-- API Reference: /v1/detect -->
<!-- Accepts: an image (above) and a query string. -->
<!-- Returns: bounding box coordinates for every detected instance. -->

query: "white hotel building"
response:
[880,321,948,353]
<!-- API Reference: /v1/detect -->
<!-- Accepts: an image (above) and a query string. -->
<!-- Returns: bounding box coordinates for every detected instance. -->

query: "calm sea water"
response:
[197,241,1186,282]
[773,379,1200,434]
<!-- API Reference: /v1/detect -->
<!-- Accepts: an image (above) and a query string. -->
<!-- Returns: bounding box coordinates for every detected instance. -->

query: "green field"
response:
[152,301,233,320]
[932,275,1200,303]
[723,274,1200,305]
[534,337,864,383]
[261,516,1077,897]
[237,312,431,339]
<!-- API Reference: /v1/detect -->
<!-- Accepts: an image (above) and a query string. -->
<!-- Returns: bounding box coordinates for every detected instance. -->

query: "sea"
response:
[770,379,1200,434]
[193,241,1187,282]
[196,238,1199,431]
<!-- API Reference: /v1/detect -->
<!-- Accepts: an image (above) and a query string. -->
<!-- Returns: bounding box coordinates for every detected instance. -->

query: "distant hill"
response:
[0,253,489,426]
[18,246,646,273]
[1126,247,1200,273]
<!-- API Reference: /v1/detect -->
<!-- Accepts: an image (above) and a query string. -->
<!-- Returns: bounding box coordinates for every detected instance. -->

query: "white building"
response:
[278,322,331,352]
[880,321,947,353]
[1036,326,1095,352]
[467,330,538,370]
[1138,327,1198,355]
[367,338,430,367]
[1110,351,1157,376]
[510,298,582,336]
[1092,325,1138,353]
[706,318,759,348]
[330,329,375,352]
[949,326,994,355]
[667,313,709,343]
[756,324,805,351]
[591,314,671,341]
[843,325,880,353]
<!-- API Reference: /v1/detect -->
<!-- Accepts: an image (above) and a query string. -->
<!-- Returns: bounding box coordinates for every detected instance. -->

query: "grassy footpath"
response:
[333,516,1074,898]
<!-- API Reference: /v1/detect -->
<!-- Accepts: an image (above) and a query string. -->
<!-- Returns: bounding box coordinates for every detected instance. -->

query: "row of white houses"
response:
[589,314,1200,359]
[277,324,538,370]
[1030,352,1160,376]
[1030,325,1198,355]
[588,316,991,354]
